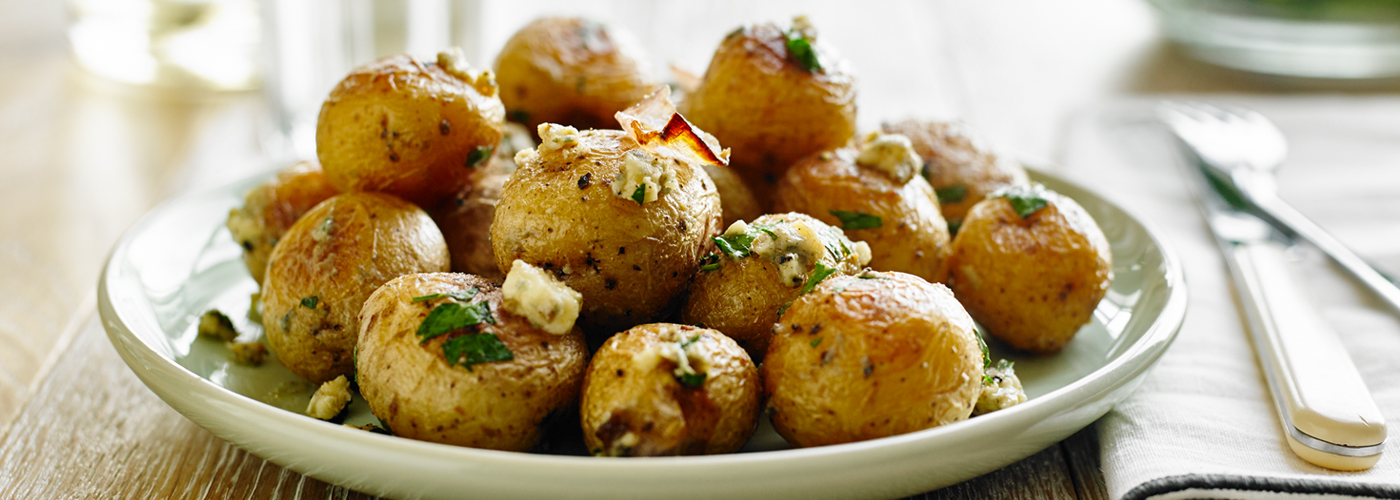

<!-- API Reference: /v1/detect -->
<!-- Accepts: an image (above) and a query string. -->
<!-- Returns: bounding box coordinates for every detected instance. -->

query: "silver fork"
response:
[1161,102,1400,316]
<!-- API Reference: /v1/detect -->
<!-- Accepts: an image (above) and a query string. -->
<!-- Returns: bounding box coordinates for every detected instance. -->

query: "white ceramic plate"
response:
[99,167,1185,500]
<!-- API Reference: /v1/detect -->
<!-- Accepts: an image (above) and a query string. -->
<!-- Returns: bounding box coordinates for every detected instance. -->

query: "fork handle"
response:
[1225,239,1386,470]
[1246,188,1400,315]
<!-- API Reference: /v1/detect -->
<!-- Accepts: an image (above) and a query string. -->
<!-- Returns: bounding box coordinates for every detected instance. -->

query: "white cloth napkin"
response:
[1054,97,1400,500]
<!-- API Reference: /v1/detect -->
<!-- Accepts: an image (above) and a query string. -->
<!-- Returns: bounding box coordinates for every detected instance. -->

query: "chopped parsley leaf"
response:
[466,145,493,168]
[412,287,479,302]
[784,31,822,72]
[810,337,822,348]
[631,184,646,205]
[416,300,494,344]
[993,184,1052,219]
[798,262,839,295]
[712,232,755,260]
[676,372,706,387]
[300,296,319,309]
[442,333,513,370]
[680,334,702,349]
[699,254,721,272]
[935,185,968,204]
[976,329,991,370]
[829,210,882,230]
[776,301,793,318]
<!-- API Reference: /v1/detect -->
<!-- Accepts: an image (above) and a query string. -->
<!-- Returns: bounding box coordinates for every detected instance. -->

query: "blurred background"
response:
[3,0,1400,468]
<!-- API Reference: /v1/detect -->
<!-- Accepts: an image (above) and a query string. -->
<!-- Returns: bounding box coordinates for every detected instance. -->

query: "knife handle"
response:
[1225,239,1386,470]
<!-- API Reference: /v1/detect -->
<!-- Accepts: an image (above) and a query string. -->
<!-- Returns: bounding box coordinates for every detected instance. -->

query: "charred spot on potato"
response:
[241,240,254,251]
[605,278,618,290]
[578,172,592,189]
[439,119,451,135]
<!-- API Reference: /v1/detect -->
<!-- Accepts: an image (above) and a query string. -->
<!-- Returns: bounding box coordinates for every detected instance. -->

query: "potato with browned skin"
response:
[261,192,449,383]
[356,272,588,450]
[226,160,339,285]
[680,213,869,360]
[681,16,857,206]
[495,17,657,133]
[880,119,1028,231]
[774,133,952,283]
[580,323,759,456]
[763,271,983,448]
[491,96,724,335]
[429,123,535,281]
[942,184,1112,354]
[317,49,505,207]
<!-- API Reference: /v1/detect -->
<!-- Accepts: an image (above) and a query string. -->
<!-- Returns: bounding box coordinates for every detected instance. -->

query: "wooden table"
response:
[3,1,1395,498]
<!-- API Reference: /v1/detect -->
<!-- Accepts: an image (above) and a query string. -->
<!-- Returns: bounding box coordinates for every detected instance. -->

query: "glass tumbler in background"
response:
[1150,0,1400,79]
[68,0,262,90]
[259,0,485,160]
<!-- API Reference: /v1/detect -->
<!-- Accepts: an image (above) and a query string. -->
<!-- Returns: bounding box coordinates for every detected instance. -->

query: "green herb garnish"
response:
[416,300,495,344]
[712,231,756,260]
[993,184,1051,219]
[947,219,962,236]
[776,301,793,318]
[810,337,823,348]
[442,333,514,370]
[412,288,479,302]
[466,145,493,168]
[976,329,991,371]
[506,109,530,124]
[798,262,839,295]
[631,184,646,205]
[198,309,238,342]
[300,296,319,309]
[677,372,706,387]
[699,254,721,272]
[785,31,822,72]
[829,210,882,230]
[680,334,702,348]
[935,185,968,204]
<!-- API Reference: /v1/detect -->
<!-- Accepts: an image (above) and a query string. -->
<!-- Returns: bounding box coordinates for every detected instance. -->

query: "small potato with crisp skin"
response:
[764,271,983,448]
[261,192,449,383]
[581,323,759,456]
[880,119,1028,229]
[680,213,868,360]
[317,50,505,207]
[943,184,1113,354]
[495,17,657,133]
[226,160,339,285]
[357,273,588,451]
[682,16,857,206]
[491,124,722,335]
[774,136,952,283]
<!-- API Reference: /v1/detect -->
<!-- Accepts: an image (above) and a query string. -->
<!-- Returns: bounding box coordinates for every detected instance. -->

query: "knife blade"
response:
[1160,106,1387,471]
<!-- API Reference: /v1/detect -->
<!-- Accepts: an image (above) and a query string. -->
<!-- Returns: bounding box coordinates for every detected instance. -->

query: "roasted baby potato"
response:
[943,184,1113,354]
[494,17,657,133]
[429,125,534,281]
[680,213,870,360]
[261,192,450,383]
[774,133,952,283]
[317,49,506,207]
[580,323,760,456]
[763,271,983,447]
[356,272,588,451]
[682,16,857,205]
[225,160,339,285]
[880,119,1028,230]
[491,120,722,335]
[431,170,510,281]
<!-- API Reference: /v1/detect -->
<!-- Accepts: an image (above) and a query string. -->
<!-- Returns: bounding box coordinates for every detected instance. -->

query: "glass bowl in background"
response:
[1150,0,1400,79]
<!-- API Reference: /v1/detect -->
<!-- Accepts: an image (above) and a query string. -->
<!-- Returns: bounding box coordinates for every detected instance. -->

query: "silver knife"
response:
[1160,104,1386,471]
